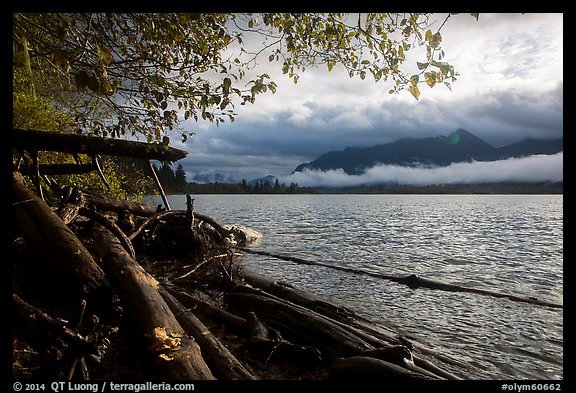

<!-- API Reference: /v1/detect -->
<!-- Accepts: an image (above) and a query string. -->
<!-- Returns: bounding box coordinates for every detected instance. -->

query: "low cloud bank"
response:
[279,152,563,188]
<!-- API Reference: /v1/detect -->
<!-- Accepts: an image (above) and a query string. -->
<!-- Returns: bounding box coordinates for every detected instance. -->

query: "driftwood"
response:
[57,186,86,225]
[12,171,108,296]
[128,210,233,243]
[90,223,215,380]
[236,267,465,380]
[13,293,96,353]
[158,286,256,380]
[237,247,563,309]
[225,291,373,360]
[330,356,433,380]
[12,128,188,162]
[239,268,357,322]
[75,189,159,217]
[165,287,252,336]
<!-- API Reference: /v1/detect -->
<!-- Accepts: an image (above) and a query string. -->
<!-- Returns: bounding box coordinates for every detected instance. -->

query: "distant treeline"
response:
[151,162,562,195]
[151,162,317,194]
[183,179,319,194]
[326,182,563,195]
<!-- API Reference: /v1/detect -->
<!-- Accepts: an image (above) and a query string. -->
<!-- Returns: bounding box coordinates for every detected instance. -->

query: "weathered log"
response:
[165,287,252,336]
[359,346,446,379]
[91,224,215,380]
[166,287,323,368]
[12,128,188,162]
[83,192,158,217]
[330,356,433,380]
[79,208,135,260]
[238,248,563,309]
[12,171,108,295]
[158,286,256,380]
[146,160,171,211]
[185,194,195,229]
[238,267,356,322]
[128,210,232,243]
[235,269,466,379]
[13,293,96,353]
[225,292,373,360]
[57,187,86,225]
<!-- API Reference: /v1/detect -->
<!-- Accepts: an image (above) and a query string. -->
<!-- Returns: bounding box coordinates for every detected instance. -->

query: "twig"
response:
[174,254,229,281]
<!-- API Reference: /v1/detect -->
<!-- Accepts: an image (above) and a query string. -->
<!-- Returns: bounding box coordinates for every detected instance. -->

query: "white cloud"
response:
[280,153,563,188]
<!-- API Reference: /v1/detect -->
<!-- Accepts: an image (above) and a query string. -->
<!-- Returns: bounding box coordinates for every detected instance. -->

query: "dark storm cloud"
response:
[183,81,562,178]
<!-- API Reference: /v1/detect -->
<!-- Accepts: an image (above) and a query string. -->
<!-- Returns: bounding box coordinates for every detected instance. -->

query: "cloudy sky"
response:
[168,13,563,186]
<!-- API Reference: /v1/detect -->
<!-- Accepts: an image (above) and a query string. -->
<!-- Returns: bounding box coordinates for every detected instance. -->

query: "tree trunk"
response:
[330,356,433,380]
[224,292,373,360]
[91,224,215,380]
[159,286,256,380]
[13,128,188,162]
[165,286,252,336]
[12,171,108,296]
[238,267,356,322]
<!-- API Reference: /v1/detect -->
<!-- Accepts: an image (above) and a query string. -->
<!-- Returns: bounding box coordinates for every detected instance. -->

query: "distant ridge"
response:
[294,128,563,175]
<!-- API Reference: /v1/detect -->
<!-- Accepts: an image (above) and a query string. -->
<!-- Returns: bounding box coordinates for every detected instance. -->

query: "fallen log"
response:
[57,187,86,225]
[165,286,323,367]
[91,224,215,380]
[330,356,434,380]
[12,128,188,162]
[128,210,232,243]
[238,267,356,322]
[80,208,135,260]
[238,247,563,309]
[12,171,108,296]
[13,293,96,354]
[224,292,373,360]
[359,346,447,380]
[84,192,158,217]
[158,286,256,380]
[164,286,252,336]
[235,268,466,379]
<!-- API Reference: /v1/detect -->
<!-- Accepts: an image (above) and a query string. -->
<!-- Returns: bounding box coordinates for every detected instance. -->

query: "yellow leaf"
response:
[409,85,420,100]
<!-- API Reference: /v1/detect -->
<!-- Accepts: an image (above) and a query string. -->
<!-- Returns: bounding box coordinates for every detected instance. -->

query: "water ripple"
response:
[146,194,563,380]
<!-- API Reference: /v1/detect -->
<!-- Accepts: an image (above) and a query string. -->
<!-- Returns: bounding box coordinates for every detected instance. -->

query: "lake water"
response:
[143,194,563,380]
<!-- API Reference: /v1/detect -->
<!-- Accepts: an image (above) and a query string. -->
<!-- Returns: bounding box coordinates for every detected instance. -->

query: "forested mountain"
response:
[294,128,563,175]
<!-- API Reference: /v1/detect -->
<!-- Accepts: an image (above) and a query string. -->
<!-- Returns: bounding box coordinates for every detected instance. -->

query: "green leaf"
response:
[410,75,419,85]
[417,62,429,70]
[327,62,334,72]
